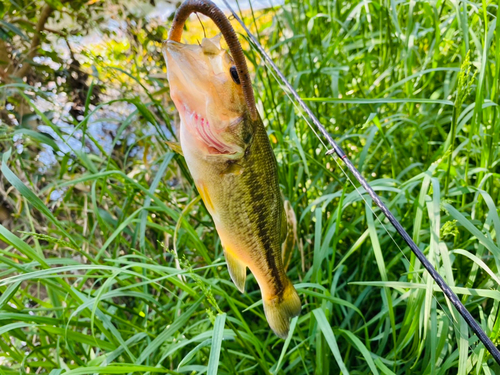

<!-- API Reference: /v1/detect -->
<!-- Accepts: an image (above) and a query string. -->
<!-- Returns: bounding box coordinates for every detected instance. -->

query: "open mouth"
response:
[182,104,235,155]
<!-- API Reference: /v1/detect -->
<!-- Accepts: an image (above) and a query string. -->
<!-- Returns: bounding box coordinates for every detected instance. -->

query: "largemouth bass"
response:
[163,35,301,338]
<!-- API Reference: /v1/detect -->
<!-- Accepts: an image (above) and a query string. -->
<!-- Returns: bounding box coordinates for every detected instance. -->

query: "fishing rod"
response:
[219,0,500,365]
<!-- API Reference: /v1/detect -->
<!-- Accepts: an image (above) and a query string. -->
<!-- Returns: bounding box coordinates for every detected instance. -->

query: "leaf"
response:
[0,281,22,310]
[38,326,116,351]
[339,329,379,375]
[176,339,211,370]
[0,20,29,41]
[273,316,298,374]
[303,97,454,105]
[60,365,177,374]
[1,149,76,248]
[13,128,60,151]
[443,203,500,259]
[0,225,48,267]
[0,322,34,335]
[207,313,226,375]
[313,308,349,374]
[451,249,500,285]
[139,153,174,249]
[136,298,202,365]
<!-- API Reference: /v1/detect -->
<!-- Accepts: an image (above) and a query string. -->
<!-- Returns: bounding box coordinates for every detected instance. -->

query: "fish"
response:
[163,35,301,338]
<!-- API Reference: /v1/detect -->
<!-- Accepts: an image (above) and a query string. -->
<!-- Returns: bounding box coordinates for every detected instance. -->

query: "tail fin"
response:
[263,283,301,339]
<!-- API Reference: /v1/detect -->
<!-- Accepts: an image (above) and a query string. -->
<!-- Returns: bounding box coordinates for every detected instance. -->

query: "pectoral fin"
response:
[165,141,183,155]
[196,182,215,214]
[224,249,247,293]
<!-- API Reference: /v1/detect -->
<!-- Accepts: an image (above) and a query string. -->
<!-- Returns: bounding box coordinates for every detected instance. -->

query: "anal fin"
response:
[224,249,247,293]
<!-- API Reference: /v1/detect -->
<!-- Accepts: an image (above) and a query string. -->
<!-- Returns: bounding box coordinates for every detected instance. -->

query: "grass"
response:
[1,0,500,374]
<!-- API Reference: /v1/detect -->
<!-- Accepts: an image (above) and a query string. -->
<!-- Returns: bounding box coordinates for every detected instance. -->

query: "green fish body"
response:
[164,35,300,338]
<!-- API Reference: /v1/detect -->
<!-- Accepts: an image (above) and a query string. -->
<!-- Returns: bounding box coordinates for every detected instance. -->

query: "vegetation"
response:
[1,0,500,373]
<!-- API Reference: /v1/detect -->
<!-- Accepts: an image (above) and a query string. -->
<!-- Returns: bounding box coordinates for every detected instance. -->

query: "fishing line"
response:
[257,38,490,375]
[252,34,475,355]
[195,13,208,38]
[249,19,483,366]
[221,0,500,365]
[258,30,483,365]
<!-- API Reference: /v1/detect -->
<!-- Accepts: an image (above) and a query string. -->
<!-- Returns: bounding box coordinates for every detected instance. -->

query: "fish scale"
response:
[165,31,300,338]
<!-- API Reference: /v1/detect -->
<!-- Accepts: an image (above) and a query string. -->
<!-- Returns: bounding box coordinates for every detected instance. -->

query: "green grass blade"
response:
[136,298,202,365]
[207,313,226,375]
[313,308,349,374]
[1,149,77,248]
[61,365,178,374]
[339,329,379,375]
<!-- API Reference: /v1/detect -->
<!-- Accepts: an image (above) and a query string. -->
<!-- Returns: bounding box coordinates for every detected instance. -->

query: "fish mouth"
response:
[164,42,228,154]
[164,40,208,82]
[164,38,243,157]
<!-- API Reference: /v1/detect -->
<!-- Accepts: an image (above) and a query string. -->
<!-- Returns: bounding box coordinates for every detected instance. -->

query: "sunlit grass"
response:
[1,0,500,374]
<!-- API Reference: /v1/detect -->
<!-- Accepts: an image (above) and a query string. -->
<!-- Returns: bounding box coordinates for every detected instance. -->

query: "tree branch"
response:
[14,4,54,79]
[0,39,13,81]
[10,18,66,36]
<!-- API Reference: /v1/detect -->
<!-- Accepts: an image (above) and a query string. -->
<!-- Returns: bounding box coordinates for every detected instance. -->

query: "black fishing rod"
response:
[220,0,500,365]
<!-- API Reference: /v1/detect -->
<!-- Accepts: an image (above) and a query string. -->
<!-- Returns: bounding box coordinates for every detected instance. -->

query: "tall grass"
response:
[1,0,500,374]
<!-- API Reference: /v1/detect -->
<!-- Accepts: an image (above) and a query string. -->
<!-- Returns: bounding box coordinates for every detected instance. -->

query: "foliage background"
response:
[1,0,500,374]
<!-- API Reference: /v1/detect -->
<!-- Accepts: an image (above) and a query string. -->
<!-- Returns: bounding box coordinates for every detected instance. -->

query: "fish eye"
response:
[230,66,240,85]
